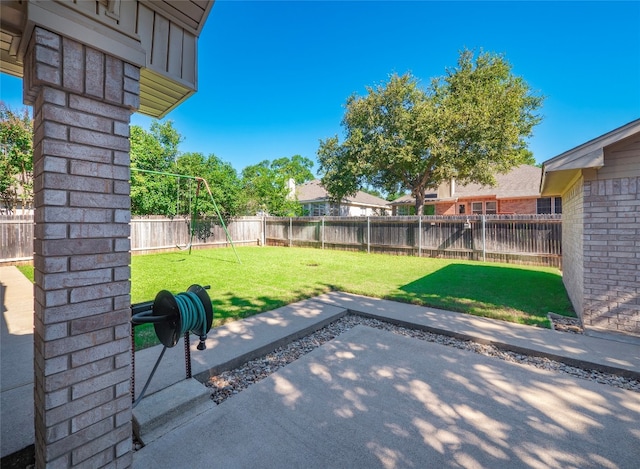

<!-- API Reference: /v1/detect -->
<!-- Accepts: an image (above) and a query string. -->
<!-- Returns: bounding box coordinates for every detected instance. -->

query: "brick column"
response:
[24,27,139,468]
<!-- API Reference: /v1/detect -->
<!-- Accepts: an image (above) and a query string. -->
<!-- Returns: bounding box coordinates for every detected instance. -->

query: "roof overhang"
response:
[0,0,214,118]
[540,119,640,196]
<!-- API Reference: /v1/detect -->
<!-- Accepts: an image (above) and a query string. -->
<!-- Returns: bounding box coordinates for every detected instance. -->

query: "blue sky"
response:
[1,1,639,176]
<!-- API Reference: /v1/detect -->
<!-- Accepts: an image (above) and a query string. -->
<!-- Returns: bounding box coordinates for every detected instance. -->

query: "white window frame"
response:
[471,202,483,215]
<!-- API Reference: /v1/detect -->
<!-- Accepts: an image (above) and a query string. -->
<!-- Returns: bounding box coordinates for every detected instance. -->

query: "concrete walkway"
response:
[0,266,34,458]
[1,265,639,467]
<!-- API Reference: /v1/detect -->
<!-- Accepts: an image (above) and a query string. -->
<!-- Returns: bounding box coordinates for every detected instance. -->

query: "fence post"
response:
[289,217,292,247]
[482,215,486,262]
[262,216,266,247]
[322,217,325,250]
[418,216,422,257]
[367,216,370,254]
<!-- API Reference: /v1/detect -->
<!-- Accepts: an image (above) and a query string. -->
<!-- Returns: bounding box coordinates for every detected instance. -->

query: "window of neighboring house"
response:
[458,204,466,214]
[485,201,497,215]
[554,197,562,214]
[306,203,326,216]
[397,205,434,216]
[397,205,412,216]
[537,197,562,214]
[471,202,483,214]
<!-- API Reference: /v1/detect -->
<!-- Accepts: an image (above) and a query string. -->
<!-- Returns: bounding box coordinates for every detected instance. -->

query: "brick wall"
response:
[25,27,139,467]
[583,177,640,334]
[560,177,584,322]
[499,198,537,214]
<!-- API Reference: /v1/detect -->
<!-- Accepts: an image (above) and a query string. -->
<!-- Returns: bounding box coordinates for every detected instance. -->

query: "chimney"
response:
[286,178,296,200]
[450,178,455,197]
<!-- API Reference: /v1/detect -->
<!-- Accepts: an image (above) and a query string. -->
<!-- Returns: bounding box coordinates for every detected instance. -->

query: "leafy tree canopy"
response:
[175,152,242,221]
[241,155,314,216]
[318,49,544,214]
[0,102,33,212]
[130,121,181,216]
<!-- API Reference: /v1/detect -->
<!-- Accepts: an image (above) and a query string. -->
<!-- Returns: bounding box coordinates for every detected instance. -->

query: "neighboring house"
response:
[541,119,640,337]
[294,179,390,216]
[390,165,559,216]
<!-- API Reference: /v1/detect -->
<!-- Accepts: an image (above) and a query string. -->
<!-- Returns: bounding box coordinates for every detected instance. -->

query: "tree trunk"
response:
[414,189,425,216]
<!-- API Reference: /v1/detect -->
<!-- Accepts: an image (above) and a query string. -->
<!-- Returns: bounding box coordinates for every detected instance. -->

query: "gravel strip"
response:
[206,314,639,404]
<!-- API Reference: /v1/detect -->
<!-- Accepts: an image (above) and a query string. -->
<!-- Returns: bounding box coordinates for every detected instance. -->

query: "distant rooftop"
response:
[296,180,390,208]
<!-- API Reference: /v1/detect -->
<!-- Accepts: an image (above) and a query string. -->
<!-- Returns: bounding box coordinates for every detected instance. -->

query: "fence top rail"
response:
[266,214,562,222]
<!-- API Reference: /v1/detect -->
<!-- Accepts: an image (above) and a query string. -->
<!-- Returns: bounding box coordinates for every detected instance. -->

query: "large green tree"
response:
[318,49,544,214]
[175,152,242,220]
[0,103,33,212]
[130,120,182,216]
[240,155,314,216]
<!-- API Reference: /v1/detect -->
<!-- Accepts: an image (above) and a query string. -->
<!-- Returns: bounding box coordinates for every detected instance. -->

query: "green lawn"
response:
[18,246,575,349]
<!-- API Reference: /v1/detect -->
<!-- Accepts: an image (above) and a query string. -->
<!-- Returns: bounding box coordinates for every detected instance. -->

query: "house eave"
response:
[541,118,640,194]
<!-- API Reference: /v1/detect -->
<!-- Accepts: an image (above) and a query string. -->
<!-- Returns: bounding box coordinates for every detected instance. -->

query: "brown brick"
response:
[73,447,113,468]
[45,388,69,411]
[43,87,67,107]
[113,150,130,166]
[42,269,113,290]
[45,421,70,444]
[71,307,130,337]
[70,252,129,271]
[71,338,127,370]
[42,121,68,140]
[41,206,112,223]
[67,223,129,240]
[43,103,112,133]
[70,127,129,151]
[44,329,113,360]
[114,209,131,223]
[35,63,61,87]
[85,48,105,98]
[45,416,114,461]
[71,367,130,399]
[69,160,129,180]
[41,238,113,256]
[35,45,60,68]
[72,424,131,466]
[69,94,131,121]
[41,298,112,324]
[42,139,112,164]
[113,266,130,282]
[71,400,118,433]
[62,38,84,93]
[46,387,112,425]
[70,281,130,304]
[69,193,130,210]
[113,180,130,195]
[105,55,124,104]
[34,222,67,240]
[35,28,60,49]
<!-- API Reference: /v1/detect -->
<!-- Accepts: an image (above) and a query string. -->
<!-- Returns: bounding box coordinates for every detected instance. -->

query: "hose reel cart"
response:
[130,284,214,407]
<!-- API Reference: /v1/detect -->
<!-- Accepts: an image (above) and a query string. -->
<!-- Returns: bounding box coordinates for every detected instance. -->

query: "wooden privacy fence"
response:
[0,214,33,263]
[0,215,263,263]
[129,216,263,254]
[1,214,562,267]
[265,215,563,267]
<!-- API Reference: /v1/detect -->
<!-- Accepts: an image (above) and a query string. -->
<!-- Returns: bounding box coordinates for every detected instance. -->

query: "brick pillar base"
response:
[24,27,139,468]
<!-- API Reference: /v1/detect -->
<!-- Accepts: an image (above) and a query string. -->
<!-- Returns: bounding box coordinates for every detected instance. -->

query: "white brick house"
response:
[541,119,640,337]
[294,180,390,216]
